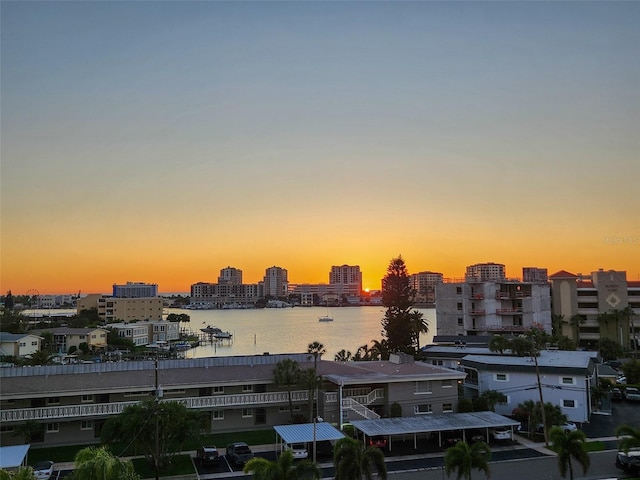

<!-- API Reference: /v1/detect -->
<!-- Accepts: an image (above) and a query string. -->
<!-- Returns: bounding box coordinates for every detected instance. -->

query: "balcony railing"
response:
[497,308,523,315]
[0,390,308,423]
[470,310,486,315]
[325,388,384,405]
[342,398,380,420]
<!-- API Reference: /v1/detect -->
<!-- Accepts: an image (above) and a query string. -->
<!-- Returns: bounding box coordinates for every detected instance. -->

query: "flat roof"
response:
[273,422,345,444]
[462,350,597,370]
[351,411,520,436]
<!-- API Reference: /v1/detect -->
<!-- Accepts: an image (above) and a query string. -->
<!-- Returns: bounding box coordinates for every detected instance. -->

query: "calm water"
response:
[173,306,436,359]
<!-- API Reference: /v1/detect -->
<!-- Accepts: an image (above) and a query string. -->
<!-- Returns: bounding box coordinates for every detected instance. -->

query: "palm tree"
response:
[274,359,302,423]
[409,310,429,353]
[333,436,387,480]
[478,390,507,412]
[616,424,640,453]
[334,350,352,362]
[549,427,590,480]
[444,440,491,480]
[244,449,320,480]
[72,446,140,480]
[551,314,565,337]
[307,341,326,372]
[369,339,389,361]
[569,314,585,346]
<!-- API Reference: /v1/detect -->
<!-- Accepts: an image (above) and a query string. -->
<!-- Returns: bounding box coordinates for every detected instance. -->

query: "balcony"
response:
[496,292,525,300]
[497,308,523,315]
[470,294,484,300]
[324,388,384,405]
[1,390,309,423]
[486,325,529,332]
[470,310,486,315]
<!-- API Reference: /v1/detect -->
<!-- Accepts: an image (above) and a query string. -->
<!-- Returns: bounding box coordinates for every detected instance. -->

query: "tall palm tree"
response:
[569,314,585,346]
[549,427,590,480]
[444,440,491,480]
[274,359,302,423]
[307,341,326,372]
[616,424,640,453]
[72,446,140,480]
[301,367,322,422]
[244,449,320,480]
[409,310,429,353]
[333,436,387,480]
[551,314,565,337]
[334,350,352,362]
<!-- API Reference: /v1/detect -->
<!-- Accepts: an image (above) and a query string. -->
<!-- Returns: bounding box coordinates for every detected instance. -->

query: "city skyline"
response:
[1,2,638,295]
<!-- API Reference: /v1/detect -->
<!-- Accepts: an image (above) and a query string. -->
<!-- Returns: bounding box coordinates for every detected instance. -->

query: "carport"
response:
[351,411,520,450]
[273,422,345,459]
[0,444,30,470]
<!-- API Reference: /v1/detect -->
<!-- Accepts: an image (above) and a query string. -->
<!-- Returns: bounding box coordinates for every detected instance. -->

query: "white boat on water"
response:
[201,325,233,339]
[318,315,333,322]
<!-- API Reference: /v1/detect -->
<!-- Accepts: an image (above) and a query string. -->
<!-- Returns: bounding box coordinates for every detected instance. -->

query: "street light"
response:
[312,416,323,464]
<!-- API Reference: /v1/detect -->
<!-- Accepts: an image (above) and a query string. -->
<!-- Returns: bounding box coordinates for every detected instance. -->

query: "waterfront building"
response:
[108,321,179,346]
[112,282,158,298]
[77,294,164,323]
[190,281,260,307]
[0,352,464,447]
[264,266,288,298]
[550,269,640,349]
[29,327,108,353]
[410,271,444,306]
[329,265,363,297]
[0,332,42,358]
[436,266,552,336]
[219,266,243,286]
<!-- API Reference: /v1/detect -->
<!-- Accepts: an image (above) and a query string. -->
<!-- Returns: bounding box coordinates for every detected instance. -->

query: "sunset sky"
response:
[1,1,639,295]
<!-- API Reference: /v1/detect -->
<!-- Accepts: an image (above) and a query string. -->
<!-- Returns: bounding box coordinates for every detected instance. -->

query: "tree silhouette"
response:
[333,436,386,480]
[549,427,590,480]
[244,450,320,480]
[274,359,302,423]
[444,440,491,480]
[71,446,140,480]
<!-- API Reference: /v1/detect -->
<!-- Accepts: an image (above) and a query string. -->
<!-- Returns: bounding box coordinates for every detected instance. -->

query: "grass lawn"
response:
[548,440,605,453]
[131,454,195,478]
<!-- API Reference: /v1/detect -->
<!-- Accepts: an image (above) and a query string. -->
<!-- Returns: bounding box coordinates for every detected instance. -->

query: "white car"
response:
[625,387,640,401]
[285,443,308,460]
[560,422,578,432]
[490,427,512,441]
[32,461,54,480]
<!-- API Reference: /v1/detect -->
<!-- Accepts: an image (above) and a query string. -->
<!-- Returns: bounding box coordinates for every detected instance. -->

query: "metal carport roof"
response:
[273,422,345,444]
[351,411,520,436]
[0,444,30,469]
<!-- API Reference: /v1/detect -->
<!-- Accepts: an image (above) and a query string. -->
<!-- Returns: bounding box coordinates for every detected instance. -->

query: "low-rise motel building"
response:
[0,353,464,447]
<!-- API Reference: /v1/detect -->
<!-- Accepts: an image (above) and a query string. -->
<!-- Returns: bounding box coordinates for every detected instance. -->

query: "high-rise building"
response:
[329,265,362,297]
[550,269,639,349]
[523,267,548,283]
[410,271,444,306]
[112,282,158,298]
[465,263,506,282]
[218,266,242,286]
[264,266,288,298]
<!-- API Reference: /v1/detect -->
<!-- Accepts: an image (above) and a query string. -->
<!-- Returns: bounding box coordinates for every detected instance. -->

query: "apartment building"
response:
[30,328,108,353]
[108,320,179,346]
[0,333,42,358]
[436,266,552,337]
[77,294,164,323]
[264,266,288,298]
[410,271,444,306]
[550,269,640,349]
[0,353,464,447]
[329,265,363,297]
[112,282,158,298]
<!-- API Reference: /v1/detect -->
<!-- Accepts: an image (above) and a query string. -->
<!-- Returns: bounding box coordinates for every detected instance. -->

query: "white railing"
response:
[0,390,308,423]
[325,388,384,405]
[342,398,380,420]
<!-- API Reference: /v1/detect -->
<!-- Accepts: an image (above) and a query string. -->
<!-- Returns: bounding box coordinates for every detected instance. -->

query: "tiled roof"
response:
[549,270,578,279]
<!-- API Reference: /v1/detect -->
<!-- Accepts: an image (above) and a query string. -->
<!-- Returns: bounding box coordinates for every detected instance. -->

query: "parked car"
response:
[615,449,640,475]
[226,442,254,466]
[536,422,577,433]
[285,443,308,459]
[32,461,54,480]
[467,430,485,443]
[196,446,220,466]
[625,387,640,401]
[490,427,512,441]
[367,435,388,449]
[314,440,334,458]
[611,387,624,401]
[617,376,627,384]
[445,431,463,445]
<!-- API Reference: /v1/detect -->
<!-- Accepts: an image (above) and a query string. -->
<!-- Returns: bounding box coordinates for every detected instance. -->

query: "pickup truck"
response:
[226,442,254,466]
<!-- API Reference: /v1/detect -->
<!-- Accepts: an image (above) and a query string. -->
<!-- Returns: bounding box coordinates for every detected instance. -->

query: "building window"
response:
[46,423,59,433]
[242,385,253,393]
[443,403,454,413]
[456,287,462,295]
[278,405,301,412]
[457,303,463,311]
[415,381,432,394]
[432,360,444,366]
[242,408,253,418]
[441,379,452,388]
[31,341,38,346]
[0,425,14,433]
[48,397,60,405]
[81,395,93,403]
[212,386,224,394]
[563,399,576,408]
[495,373,509,382]
[213,411,224,420]
[81,420,93,430]
[561,377,576,385]
[458,318,464,326]
[414,404,432,414]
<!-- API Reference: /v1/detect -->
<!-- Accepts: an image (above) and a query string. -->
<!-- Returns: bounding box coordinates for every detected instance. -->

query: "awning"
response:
[0,444,30,469]
[274,422,345,444]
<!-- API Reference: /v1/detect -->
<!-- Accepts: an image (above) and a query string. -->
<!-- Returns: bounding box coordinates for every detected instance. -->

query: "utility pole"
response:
[154,356,163,480]
[533,350,548,447]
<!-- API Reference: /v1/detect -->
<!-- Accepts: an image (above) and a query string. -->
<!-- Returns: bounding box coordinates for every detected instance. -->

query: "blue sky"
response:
[2,1,639,293]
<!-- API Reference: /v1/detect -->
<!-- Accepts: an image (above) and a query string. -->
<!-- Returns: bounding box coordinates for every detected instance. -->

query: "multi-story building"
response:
[522,267,548,284]
[460,350,599,424]
[410,271,444,306]
[30,328,108,353]
[264,266,288,298]
[77,294,164,323]
[465,263,506,282]
[219,267,243,286]
[112,282,158,298]
[436,266,552,336]
[550,269,640,349]
[0,333,42,358]
[108,321,179,346]
[329,265,362,297]
[0,352,465,447]
[190,282,260,307]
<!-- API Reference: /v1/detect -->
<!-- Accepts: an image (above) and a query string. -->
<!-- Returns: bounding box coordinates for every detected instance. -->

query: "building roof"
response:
[30,327,106,335]
[0,444,30,469]
[422,345,495,357]
[549,270,578,279]
[0,332,42,342]
[461,350,598,375]
[273,422,345,444]
[351,411,520,437]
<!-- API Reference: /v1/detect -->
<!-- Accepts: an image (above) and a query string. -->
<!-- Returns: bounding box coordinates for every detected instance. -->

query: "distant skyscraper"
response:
[112,282,158,298]
[218,266,242,285]
[329,265,362,296]
[264,266,288,297]
[410,271,444,305]
[465,263,506,282]
[522,267,548,283]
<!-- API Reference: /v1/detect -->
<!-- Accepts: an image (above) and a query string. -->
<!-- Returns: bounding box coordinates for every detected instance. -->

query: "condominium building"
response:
[0,352,465,447]
[219,266,243,286]
[112,282,158,298]
[550,269,640,349]
[108,321,179,346]
[410,271,444,306]
[436,267,552,336]
[264,266,288,298]
[77,294,164,323]
[329,265,363,297]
